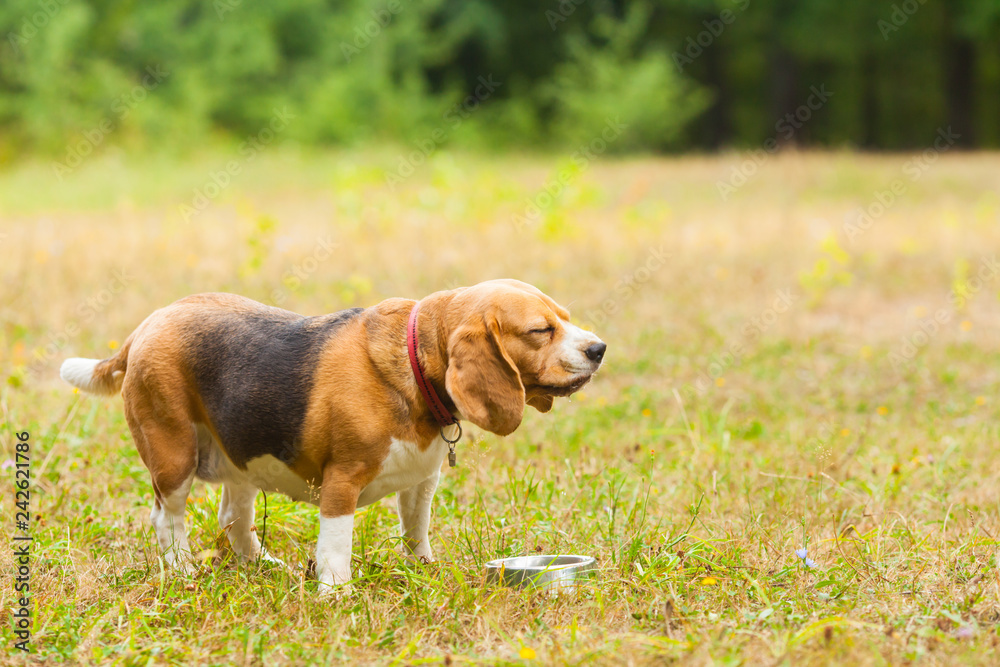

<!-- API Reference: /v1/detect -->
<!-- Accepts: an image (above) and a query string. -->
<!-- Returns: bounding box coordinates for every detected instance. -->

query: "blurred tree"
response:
[0,0,997,157]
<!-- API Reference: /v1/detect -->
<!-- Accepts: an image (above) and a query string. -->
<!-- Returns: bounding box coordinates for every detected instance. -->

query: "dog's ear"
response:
[526,394,553,413]
[446,319,525,436]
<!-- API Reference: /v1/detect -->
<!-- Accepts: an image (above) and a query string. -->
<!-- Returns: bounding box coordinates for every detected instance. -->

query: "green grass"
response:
[3,148,1000,665]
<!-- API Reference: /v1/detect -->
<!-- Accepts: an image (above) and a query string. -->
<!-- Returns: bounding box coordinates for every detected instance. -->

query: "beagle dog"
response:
[60,279,605,592]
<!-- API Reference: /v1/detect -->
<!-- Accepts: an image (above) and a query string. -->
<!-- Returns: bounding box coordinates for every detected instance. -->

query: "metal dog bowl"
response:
[485,554,597,591]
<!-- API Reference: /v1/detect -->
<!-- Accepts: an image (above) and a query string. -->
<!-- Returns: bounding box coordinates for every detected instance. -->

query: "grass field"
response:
[3,147,1000,665]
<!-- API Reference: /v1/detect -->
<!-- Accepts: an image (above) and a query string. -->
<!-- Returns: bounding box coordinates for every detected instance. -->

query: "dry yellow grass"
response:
[2,148,1000,665]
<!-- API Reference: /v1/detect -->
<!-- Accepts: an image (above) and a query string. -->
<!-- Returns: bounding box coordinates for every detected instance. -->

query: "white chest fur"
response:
[244,455,321,505]
[196,424,446,509]
[357,437,448,508]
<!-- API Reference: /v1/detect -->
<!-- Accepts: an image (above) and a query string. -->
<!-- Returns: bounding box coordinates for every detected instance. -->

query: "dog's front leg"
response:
[316,471,360,595]
[397,469,440,562]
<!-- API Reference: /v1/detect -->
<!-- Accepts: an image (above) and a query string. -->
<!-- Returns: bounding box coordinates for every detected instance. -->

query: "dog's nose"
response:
[585,342,607,363]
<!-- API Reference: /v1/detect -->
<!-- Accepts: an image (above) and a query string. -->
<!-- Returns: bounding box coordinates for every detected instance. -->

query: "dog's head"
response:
[441,279,605,436]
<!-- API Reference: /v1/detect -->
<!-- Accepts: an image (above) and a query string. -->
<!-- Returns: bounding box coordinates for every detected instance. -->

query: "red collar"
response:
[407,302,458,428]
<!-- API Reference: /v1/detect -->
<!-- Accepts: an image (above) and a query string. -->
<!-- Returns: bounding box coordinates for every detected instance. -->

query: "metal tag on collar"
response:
[441,423,462,468]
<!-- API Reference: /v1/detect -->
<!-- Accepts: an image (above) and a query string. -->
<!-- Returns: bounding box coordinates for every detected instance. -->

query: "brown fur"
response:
[67,280,600,519]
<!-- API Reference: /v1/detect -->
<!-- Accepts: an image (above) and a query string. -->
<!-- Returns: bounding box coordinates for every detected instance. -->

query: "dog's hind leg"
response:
[218,480,284,565]
[124,389,199,572]
[150,466,195,572]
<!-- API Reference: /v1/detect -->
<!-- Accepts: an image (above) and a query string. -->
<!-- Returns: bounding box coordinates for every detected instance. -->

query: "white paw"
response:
[317,580,354,598]
[257,550,286,567]
[164,555,195,575]
[316,562,354,597]
[405,552,435,564]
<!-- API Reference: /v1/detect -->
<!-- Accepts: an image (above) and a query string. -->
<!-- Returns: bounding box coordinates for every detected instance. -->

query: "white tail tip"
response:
[60,358,109,394]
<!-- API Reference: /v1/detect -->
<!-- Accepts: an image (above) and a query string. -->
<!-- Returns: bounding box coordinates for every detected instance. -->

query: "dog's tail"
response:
[60,336,131,396]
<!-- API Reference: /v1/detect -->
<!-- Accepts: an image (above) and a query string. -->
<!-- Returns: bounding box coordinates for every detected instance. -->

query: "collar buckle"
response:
[407,301,462,467]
